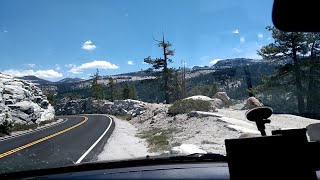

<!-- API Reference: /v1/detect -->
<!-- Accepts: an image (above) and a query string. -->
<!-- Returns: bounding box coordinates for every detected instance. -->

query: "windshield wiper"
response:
[145,152,227,162]
[186,153,227,160]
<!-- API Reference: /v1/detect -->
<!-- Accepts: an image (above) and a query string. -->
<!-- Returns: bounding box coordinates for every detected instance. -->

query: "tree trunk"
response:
[244,66,254,97]
[163,67,169,104]
[306,57,320,119]
[163,38,170,104]
[306,64,316,118]
[174,72,179,101]
[292,39,305,115]
[110,85,114,102]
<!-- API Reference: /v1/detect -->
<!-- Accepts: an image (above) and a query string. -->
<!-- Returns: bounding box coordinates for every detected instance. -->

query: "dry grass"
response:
[137,128,178,152]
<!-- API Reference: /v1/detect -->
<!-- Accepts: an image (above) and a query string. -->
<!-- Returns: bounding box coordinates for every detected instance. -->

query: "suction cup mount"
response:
[245,106,273,136]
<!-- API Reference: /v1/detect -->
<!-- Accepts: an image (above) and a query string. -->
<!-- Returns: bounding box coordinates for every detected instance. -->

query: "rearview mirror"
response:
[272,0,320,32]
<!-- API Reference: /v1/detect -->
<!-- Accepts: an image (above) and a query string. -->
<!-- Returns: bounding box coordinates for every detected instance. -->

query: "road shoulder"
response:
[97,115,157,161]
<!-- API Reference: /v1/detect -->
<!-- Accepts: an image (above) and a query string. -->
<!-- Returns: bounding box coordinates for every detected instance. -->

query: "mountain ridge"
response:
[12,58,267,83]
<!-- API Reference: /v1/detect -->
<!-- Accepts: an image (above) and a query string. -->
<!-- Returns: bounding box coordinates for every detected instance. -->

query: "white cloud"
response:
[24,64,36,68]
[240,37,245,43]
[68,60,119,74]
[55,64,61,70]
[65,64,76,68]
[3,69,63,79]
[267,37,272,40]
[210,58,223,65]
[232,48,242,53]
[127,61,134,65]
[81,40,96,51]
[3,30,8,33]
[232,29,239,34]
[142,61,148,65]
[258,33,264,39]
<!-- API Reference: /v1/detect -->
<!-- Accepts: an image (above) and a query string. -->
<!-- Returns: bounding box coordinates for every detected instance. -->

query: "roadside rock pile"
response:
[212,92,231,107]
[185,92,231,109]
[55,98,146,117]
[0,73,55,127]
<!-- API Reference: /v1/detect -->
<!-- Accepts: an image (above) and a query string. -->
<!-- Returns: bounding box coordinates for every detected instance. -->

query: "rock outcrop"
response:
[55,98,146,118]
[186,92,231,109]
[212,92,231,106]
[244,96,263,109]
[0,73,55,128]
[187,111,222,118]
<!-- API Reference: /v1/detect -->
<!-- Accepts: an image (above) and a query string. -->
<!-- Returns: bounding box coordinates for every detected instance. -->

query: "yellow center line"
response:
[0,116,88,159]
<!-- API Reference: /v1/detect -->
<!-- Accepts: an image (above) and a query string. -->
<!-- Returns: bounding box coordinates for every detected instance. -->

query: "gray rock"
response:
[153,108,164,116]
[244,97,263,110]
[0,73,55,127]
[213,92,231,106]
[8,101,42,123]
[187,111,222,118]
[41,100,49,109]
[55,98,145,118]
[187,111,200,117]
[210,98,224,109]
[0,105,13,133]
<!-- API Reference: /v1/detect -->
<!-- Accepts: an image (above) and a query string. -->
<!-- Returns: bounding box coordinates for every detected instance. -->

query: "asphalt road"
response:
[0,115,114,174]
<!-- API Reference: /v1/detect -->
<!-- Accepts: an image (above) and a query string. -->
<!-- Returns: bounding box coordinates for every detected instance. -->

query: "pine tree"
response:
[305,33,320,118]
[108,77,114,102]
[90,69,104,100]
[258,26,307,115]
[129,85,138,100]
[244,65,254,97]
[167,68,181,102]
[122,83,130,99]
[144,35,174,104]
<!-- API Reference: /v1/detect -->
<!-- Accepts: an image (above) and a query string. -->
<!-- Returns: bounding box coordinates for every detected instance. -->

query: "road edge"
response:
[75,115,114,164]
[0,118,67,142]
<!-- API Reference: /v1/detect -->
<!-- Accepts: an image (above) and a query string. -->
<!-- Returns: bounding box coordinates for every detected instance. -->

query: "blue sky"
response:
[0,0,274,81]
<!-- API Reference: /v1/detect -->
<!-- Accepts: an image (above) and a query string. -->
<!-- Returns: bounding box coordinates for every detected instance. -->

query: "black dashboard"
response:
[34,162,230,179]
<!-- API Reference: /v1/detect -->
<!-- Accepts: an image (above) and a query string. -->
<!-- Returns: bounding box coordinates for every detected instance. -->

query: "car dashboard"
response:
[34,162,230,179]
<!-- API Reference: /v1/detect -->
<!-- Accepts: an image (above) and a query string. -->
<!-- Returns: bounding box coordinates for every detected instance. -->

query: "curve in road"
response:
[0,115,114,174]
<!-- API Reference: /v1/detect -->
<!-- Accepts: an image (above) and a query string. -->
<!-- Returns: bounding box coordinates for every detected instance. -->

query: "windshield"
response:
[1,0,319,174]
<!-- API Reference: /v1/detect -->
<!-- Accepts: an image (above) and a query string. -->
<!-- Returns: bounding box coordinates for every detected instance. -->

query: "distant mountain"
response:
[57,77,84,84]
[116,70,153,77]
[213,58,265,68]
[18,76,52,84]
[192,66,210,70]
[21,57,278,100]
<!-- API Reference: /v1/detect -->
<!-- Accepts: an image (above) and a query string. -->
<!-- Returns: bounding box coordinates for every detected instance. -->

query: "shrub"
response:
[10,118,58,133]
[39,118,58,126]
[0,120,13,135]
[11,123,38,132]
[168,99,212,115]
[116,114,132,121]
[137,128,178,152]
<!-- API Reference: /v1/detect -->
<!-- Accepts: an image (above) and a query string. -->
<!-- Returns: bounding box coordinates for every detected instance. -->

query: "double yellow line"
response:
[0,116,88,159]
